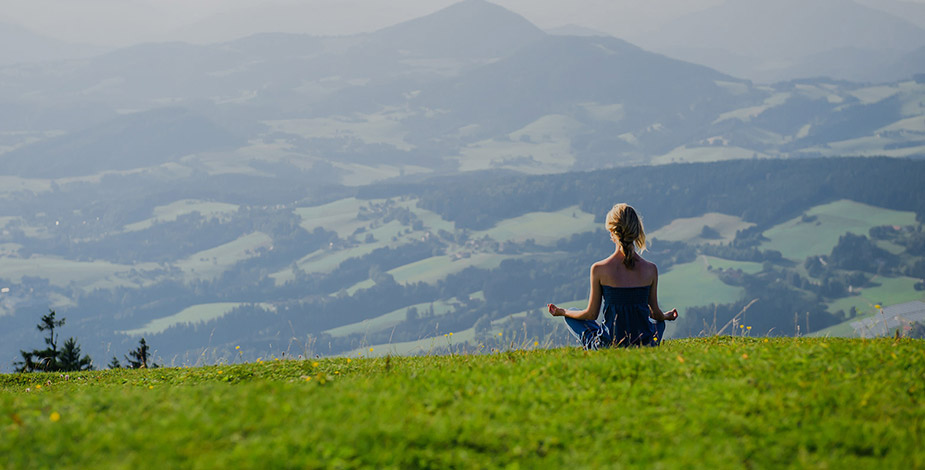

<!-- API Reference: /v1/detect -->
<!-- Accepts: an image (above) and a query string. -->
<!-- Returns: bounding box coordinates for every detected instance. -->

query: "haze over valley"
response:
[1,0,924,370]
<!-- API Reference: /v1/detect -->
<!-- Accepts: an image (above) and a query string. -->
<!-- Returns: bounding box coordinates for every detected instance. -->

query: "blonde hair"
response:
[606,203,646,268]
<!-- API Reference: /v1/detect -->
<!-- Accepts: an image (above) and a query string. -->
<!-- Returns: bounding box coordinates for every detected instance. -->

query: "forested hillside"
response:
[3,157,921,368]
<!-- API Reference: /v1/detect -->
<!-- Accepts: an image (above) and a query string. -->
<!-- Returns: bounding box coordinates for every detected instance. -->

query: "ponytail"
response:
[606,203,647,270]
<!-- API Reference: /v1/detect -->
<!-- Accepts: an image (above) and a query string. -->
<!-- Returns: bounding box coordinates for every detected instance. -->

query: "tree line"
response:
[15,309,157,373]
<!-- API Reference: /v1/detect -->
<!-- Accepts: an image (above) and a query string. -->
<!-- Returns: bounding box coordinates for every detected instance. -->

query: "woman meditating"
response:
[547,203,678,349]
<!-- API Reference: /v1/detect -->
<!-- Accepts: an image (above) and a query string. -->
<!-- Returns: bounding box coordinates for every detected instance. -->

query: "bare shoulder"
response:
[635,256,659,281]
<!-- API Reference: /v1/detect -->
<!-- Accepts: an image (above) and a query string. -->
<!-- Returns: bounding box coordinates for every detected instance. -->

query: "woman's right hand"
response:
[547,304,564,317]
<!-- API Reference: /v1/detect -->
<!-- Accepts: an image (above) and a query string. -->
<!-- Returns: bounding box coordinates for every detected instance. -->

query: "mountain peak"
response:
[370,0,546,59]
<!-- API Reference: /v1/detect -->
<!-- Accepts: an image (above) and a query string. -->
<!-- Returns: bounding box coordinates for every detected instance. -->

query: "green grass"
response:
[1,337,922,469]
[762,200,917,262]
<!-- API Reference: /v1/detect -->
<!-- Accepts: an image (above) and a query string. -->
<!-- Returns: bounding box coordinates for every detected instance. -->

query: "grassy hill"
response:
[2,337,922,469]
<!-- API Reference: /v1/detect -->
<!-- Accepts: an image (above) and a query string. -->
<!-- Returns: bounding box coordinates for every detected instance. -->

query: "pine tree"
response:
[15,310,66,372]
[125,338,157,369]
[58,337,93,371]
[107,356,122,369]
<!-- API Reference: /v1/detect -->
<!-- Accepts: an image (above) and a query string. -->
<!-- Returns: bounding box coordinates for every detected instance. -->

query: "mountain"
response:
[0,0,924,184]
[0,22,106,65]
[0,108,244,178]
[857,0,925,29]
[370,0,545,59]
[411,35,759,156]
[632,0,925,83]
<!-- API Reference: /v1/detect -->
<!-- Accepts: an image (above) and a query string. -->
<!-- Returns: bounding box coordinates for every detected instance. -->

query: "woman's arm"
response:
[548,265,603,321]
[648,265,678,321]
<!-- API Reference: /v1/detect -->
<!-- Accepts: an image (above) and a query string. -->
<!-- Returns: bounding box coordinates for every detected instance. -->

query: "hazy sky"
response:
[3,0,925,48]
[0,0,728,46]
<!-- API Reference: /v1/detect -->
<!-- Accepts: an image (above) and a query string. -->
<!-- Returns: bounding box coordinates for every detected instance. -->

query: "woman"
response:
[547,203,678,349]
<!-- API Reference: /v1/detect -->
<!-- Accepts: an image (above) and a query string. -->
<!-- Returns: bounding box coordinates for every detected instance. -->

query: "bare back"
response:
[593,251,657,289]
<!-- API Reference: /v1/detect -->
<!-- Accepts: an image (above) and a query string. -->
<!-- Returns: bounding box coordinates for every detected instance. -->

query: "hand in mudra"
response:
[547,304,565,317]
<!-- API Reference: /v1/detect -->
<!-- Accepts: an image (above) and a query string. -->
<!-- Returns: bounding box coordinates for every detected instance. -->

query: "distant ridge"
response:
[635,0,925,82]
[369,0,546,58]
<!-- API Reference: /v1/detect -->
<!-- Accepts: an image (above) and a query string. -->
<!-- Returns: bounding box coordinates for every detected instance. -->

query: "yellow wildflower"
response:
[312,361,319,367]
[235,346,240,350]
[50,412,60,422]
[369,347,374,352]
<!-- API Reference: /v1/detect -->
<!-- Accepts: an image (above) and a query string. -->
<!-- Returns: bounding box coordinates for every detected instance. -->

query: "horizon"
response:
[4,0,925,49]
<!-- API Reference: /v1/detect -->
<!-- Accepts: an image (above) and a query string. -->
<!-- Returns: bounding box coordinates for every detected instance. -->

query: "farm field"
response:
[324,299,462,339]
[388,253,522,285]
[815,277,925,337]
[175,232,273,281]
[658,255,746,322]
[761,200,918,262]
[1,337,921,469]
[0,255,160,289]
[650,213,754,245]
[471,205,597,245]
[454,114,581,174]
[123,199,239,232]
[121,302,277,337]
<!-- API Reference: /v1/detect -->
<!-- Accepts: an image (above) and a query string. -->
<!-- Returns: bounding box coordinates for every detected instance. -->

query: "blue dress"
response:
[563,285,665,349]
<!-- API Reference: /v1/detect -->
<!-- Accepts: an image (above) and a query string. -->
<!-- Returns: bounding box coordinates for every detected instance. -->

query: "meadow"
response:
[1,337,921,469]
[760,200,917,262]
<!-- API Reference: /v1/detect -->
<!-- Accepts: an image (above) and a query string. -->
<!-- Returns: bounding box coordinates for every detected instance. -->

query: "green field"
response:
[455,114,580,174]
[121,302,276,337]
[2,338,921,469]
[388,253,521,285]
[762,200,918,262]
[176,232,273,281]
[471,205,597,245]
[651,213,755,245]
[123,199,239,232]
[702,256,764,274]
[815,276,925,337]
[0,255,160,289]
[325,299,462,339]
[651,145,772,165]
[658,256,747,318]
[294,198,368,238]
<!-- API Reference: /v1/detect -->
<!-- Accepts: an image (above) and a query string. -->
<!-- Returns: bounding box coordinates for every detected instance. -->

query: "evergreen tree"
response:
[58,337,93,372]
[125,338,158,369]
[15,310,66,372]
[107,356,122,369]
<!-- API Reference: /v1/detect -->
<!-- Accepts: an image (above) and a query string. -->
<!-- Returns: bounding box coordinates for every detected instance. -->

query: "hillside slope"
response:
[1,337,922,468]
